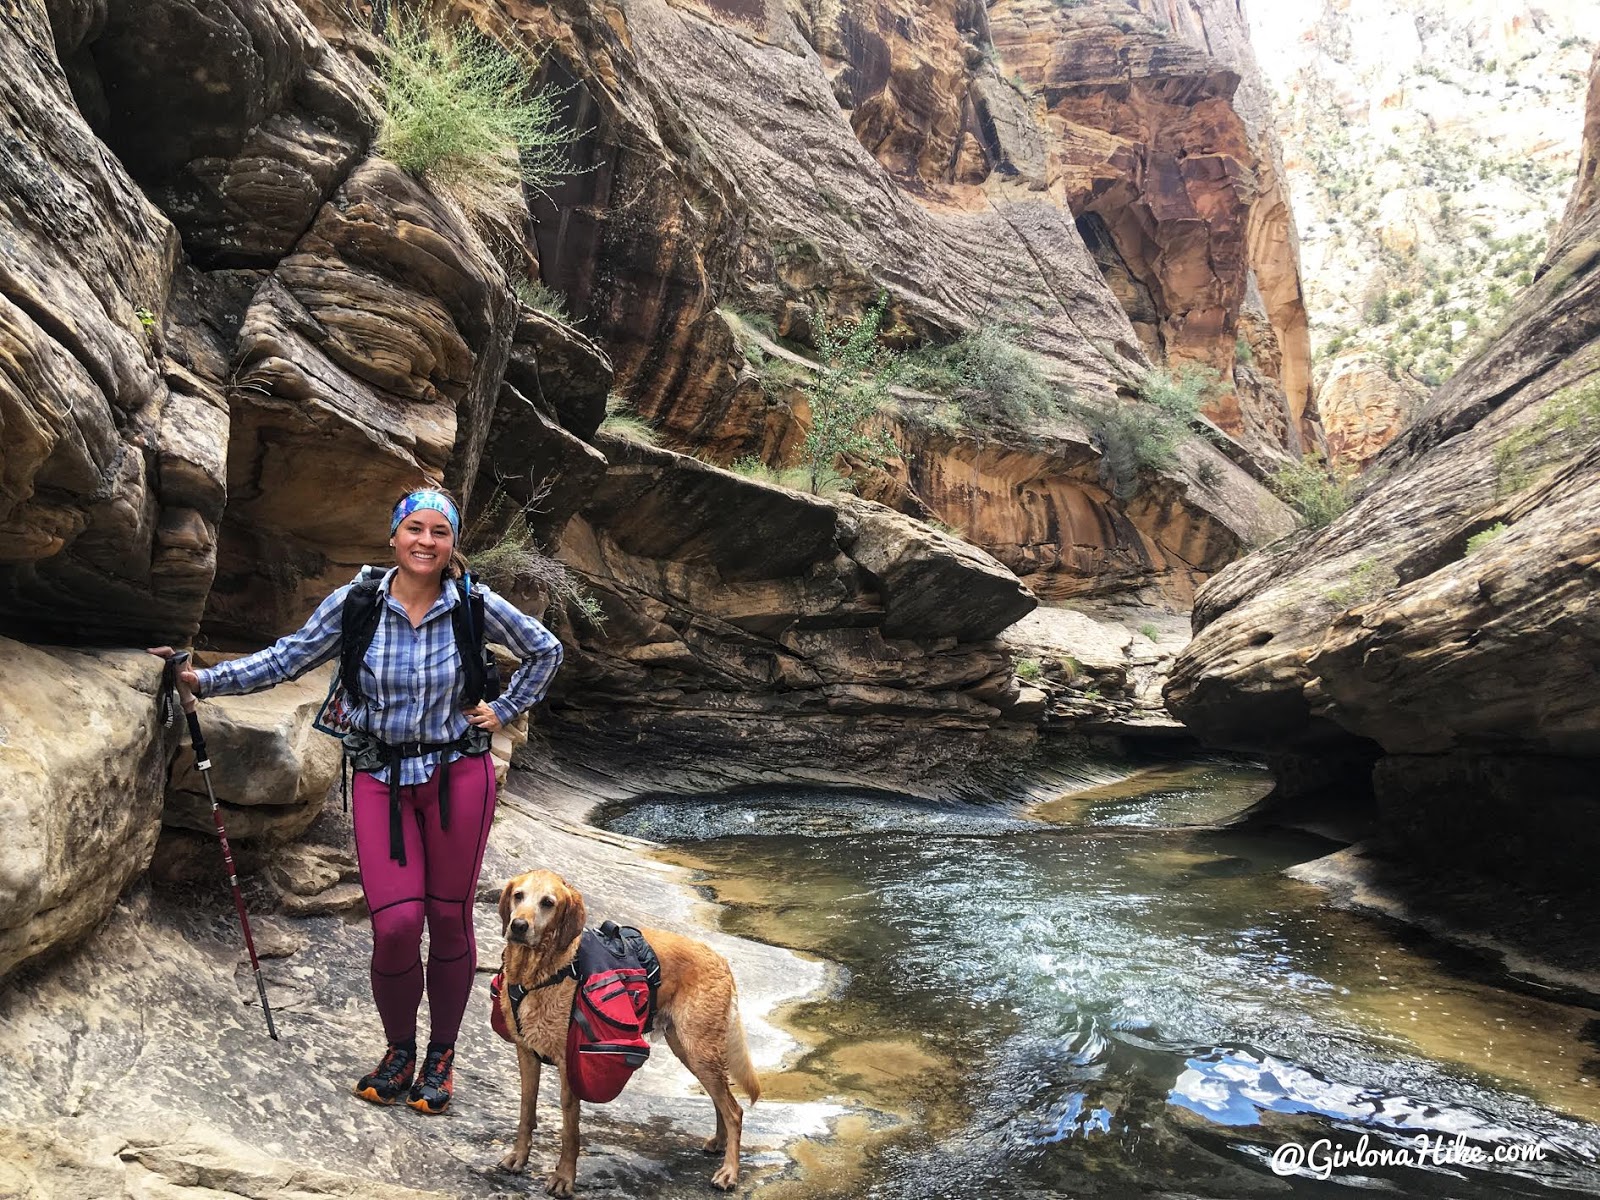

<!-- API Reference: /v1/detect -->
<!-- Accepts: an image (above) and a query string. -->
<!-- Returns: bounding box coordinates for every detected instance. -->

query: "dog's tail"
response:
[726,997,761,1106]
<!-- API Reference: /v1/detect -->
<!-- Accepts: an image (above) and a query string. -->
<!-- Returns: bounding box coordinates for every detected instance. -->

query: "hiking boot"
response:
[407,1043,454,1114]
[354,1042,416,1105]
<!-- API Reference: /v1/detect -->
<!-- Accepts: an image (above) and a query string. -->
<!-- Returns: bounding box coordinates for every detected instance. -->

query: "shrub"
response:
[378,12,572,190]
[902,326,1059,426]
[1235,333,1254,365]
[1270,457,1352,529]
[802,294,904,494]
[514,278,568,321]
[1493,380,1600,495]
[463,487,597,622]
[1325,558,1399,608]
[599,394,658,445]
[1015,657,1043,682]
[1465,522,1508,553]
[1138,623,1159,641]
[727,454,855,497]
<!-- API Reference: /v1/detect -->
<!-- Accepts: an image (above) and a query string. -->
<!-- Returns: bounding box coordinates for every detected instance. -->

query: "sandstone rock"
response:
[1166,67,1600,906]
[210,158,518,640]
[166,661,341,844]
[0,643,168,982]
[1318,351,1422,467]
[838,496,1034,640]
[0,3,217,643]
[58,0,378,267]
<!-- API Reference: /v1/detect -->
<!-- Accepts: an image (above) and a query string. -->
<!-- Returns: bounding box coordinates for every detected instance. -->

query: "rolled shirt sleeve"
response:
[194,585,349,699]
[479,586,565,726]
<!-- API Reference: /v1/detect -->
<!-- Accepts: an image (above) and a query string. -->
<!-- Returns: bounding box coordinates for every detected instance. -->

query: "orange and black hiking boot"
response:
[355,1041,416,1105]
[408,1042,454,1114]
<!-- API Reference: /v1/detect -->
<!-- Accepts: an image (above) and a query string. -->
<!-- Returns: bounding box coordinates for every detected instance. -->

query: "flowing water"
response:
[600,761,1600,1198]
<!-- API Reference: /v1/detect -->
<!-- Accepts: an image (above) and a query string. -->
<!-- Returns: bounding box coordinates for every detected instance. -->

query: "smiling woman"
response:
[149,482,564,1120]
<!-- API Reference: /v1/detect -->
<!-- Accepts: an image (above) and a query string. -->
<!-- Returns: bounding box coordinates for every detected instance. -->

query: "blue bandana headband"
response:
[391,490,461,539]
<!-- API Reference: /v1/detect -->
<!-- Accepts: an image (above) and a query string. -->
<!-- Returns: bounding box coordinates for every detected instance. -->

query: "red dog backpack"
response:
[489,921,661,1104]
[567,922,659,1102]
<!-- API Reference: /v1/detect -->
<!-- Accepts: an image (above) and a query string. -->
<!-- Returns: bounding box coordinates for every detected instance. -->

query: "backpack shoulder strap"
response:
[450,574,488,706]
[339,567,386,706]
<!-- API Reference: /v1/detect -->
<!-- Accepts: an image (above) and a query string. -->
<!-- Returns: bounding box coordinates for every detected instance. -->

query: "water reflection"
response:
[601,761,1600,1197]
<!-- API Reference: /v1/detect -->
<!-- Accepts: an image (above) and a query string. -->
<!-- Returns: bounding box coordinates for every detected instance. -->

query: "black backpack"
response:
[313,566,500,737]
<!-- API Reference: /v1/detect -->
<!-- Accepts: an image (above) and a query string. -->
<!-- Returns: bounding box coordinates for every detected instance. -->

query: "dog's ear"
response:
[498,877,515,936]
[554,884,586,949]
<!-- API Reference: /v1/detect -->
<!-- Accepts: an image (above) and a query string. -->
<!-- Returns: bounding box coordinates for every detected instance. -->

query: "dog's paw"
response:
[544,1167,576,1197]
[497,1148,529,1173]
[711,1164,739,1191]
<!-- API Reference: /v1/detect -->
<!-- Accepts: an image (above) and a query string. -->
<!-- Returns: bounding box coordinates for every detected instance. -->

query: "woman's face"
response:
[392,508,455,584]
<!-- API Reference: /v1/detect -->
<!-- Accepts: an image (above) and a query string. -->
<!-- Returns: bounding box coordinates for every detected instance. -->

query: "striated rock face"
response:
[545,434,1042,788]
[0,644,168,982]
[985,0,1317,455]
[1166,62,1600,900]
[897,424,1289,607]
[209,158,519,641]
[0,4,210,644]
[506,0,1305,603]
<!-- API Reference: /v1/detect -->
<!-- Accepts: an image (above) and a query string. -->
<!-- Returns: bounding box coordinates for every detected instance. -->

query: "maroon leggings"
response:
[351,753,496,1044]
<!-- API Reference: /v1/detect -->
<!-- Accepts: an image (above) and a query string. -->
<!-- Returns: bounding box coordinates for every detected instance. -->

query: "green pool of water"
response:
[600,760,1600,1197]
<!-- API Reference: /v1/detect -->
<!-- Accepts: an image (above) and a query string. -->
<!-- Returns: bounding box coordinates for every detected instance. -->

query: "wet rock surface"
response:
[0,764,834,1200]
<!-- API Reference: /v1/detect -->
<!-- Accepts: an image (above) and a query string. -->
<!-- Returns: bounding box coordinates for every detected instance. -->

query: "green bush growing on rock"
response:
[1465,522,1509,553]
[1070,365,1220,501]
[1138,623,1159,641]
[1324,557,1399,609]
[726,454,854,496]
[599,394,659,445]
[1492,380,1600,495]
[378,12,572,190]
[514,278,569,321]
[902,326,1059,427]
[1015,657,1043,682]
[801,293,903,495]
[1270,457,1352,530]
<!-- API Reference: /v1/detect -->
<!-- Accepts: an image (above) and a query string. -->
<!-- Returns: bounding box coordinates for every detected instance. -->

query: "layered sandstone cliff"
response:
[1166,47,1600,905]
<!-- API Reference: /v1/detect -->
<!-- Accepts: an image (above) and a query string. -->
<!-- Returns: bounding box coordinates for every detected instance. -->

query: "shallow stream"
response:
[600,761,1600,1198]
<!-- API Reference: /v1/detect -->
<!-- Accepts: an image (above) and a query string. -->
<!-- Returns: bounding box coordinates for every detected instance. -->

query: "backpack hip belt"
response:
[343,728,491,865]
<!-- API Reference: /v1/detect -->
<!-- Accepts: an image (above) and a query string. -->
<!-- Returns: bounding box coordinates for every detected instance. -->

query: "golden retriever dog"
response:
[495,869,761,1195]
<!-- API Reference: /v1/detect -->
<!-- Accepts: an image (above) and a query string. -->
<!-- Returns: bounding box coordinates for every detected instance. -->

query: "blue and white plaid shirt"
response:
[195,569,564,785]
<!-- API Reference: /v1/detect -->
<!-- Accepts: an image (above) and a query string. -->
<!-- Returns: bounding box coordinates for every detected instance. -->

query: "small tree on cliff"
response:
[802,294,904,495]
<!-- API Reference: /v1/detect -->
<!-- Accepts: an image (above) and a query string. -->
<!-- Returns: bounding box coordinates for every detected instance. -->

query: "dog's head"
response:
[498,869,586,951]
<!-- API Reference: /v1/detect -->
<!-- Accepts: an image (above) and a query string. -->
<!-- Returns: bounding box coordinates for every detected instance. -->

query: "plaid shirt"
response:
[195,569,563,785]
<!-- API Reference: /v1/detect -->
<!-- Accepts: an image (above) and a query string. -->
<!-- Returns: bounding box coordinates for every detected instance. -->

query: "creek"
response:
[600,760,1600,1198]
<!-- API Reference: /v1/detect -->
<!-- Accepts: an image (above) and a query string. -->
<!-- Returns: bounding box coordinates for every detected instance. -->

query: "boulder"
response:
[165,661,341,844]
[0,642,168,982]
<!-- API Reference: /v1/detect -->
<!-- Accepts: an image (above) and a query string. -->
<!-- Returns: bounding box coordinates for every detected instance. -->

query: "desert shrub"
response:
[378,12,572,190]
[802,294,904,493]
[1324,557,1399,608]
[1015,657,1043,682]
[1270,457,1352,529]
[598,394,658,445]
[902,326,1059,426]
[514,278,568,321]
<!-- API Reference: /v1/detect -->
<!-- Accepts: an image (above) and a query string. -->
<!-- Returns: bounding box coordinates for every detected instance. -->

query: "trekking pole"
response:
[160,652,279,1040]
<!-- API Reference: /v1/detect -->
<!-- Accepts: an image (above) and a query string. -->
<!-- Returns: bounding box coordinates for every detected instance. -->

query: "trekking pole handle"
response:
[167,653,212,770]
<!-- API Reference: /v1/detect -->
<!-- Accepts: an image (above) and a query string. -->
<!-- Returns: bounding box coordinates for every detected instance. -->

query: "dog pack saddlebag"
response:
[566,924,656,1103]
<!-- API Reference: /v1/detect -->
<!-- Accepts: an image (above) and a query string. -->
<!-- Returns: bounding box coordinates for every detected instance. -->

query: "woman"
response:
[156,486,563,1115]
